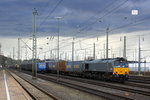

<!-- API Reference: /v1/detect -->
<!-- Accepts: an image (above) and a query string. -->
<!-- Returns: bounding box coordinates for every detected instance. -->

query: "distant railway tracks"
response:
[44,73,150,97]
[53,73,150,89]
[129,75,150,84]
[10,69,150,100]
[6,70,58,100]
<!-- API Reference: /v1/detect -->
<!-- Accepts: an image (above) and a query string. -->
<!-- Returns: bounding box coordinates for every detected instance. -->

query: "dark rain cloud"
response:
[0,0,150,37]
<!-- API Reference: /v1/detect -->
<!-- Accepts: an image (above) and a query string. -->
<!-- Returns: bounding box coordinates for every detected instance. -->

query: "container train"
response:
[16,57,129,82]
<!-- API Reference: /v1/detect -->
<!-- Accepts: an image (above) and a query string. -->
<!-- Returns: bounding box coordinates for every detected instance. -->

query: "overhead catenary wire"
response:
[37,0,130,50]
[77,0,129,34]
[57,0,144,46]
[31,0,149,60]
[37,0,63,32]
[38,0,52,16]
[37,0,127,47]
[52,0,129,45]
[58,15,150,51]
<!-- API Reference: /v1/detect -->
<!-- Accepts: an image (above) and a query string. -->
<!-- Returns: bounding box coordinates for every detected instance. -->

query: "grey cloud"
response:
[0,0,149,38]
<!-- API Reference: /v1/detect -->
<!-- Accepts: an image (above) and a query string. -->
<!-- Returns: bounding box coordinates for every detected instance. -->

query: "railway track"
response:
[6,70,58,100]
[46,73,150,89]
[129,75,150,84]
[125,81,150,89]
[28,71,150,90]
[44,73,150,96]
[19,70,150,90]
[13,69,150,100]
[9,69,133,100]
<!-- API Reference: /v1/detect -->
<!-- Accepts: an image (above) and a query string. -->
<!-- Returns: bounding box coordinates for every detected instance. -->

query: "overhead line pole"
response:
[106,27,109,59]
[0,43,1,55]
[18,38,20,60]
[56,17,62,81]
[13,47,15,59]
[85,49,87,60]
[104,43,105,59]
[25,46,28,60]
[32,8,38,79]
[93,43,95,60]
[138,36,141,75]
[18,38,21,71]
[72,37,74,71]
[123,36,126,58]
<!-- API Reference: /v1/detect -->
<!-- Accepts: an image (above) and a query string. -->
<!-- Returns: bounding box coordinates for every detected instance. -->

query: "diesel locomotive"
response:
[82,57,129,82]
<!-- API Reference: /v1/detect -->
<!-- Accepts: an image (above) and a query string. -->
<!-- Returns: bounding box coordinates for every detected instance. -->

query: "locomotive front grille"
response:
[113,68,129,75]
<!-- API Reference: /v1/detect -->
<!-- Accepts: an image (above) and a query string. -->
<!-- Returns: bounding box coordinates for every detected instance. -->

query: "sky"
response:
[0,0,150,62]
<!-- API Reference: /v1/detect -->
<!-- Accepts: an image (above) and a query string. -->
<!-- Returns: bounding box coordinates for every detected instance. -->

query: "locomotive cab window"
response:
[85,64,89,70]
[114,61,128,68]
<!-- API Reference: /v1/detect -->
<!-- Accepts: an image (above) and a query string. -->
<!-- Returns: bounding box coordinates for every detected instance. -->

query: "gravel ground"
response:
[15,71,107,100]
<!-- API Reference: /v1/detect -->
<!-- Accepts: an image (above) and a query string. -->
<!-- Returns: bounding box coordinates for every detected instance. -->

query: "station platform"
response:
[0,68,32,100]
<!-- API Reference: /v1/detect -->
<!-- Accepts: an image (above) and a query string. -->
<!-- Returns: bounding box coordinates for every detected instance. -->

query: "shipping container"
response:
[66,61,83,72]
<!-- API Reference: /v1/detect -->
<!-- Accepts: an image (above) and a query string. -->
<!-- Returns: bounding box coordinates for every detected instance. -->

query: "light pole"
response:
[106,27,109,59]
[32,8,38,79]
[56,17,62,80]
[17,38,21,71]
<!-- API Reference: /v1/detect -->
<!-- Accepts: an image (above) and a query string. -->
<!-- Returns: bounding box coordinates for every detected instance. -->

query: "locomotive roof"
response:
[84,57,127,63]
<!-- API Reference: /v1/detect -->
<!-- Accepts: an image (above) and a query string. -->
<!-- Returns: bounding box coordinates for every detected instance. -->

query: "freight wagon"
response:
[21,62,46,72]
[65,61,83,76]
[45,60,66,73]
